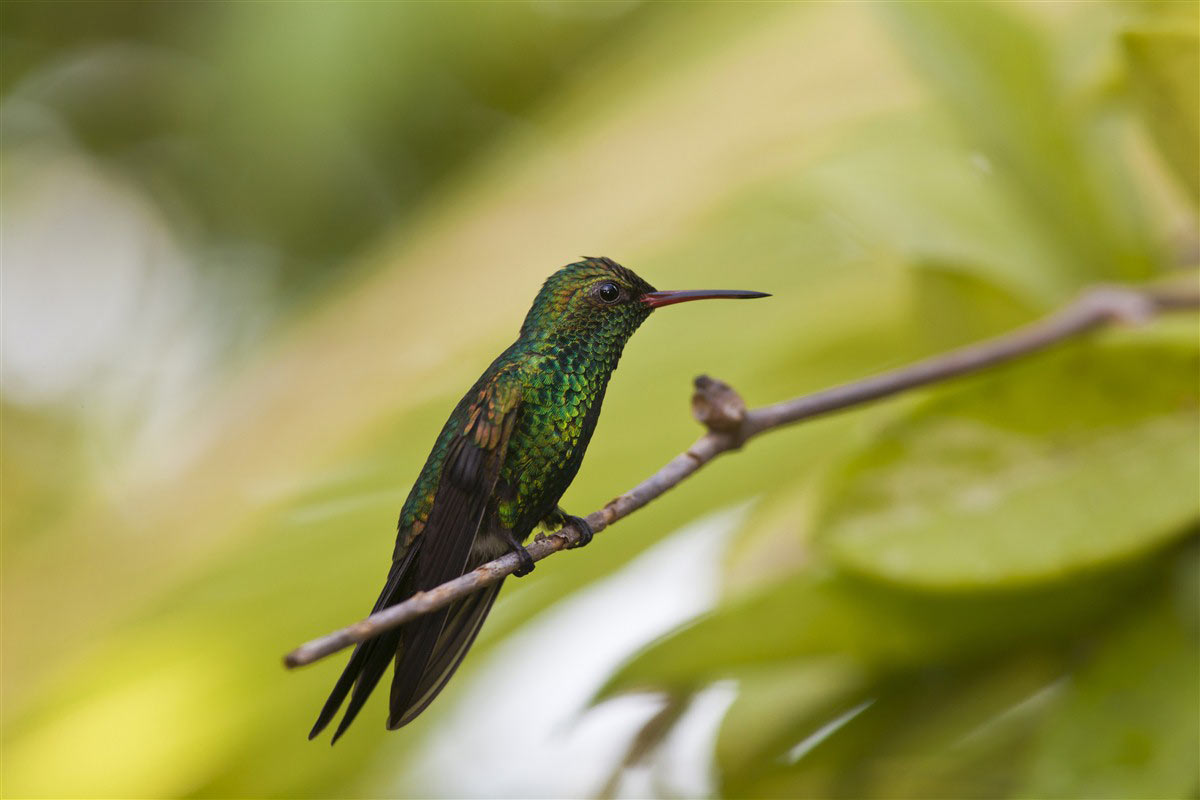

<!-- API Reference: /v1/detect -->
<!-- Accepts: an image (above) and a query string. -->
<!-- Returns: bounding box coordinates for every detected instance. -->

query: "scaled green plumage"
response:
[398,258,655,546]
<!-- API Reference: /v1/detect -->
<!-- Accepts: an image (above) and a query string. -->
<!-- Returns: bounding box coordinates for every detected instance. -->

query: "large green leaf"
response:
[822,329,1200,589]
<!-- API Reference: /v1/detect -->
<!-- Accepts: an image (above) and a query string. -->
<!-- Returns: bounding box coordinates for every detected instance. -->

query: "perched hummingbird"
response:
[309,257,767,742]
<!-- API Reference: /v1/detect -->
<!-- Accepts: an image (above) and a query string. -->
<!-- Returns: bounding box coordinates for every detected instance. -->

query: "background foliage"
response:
[2,2,1197,798]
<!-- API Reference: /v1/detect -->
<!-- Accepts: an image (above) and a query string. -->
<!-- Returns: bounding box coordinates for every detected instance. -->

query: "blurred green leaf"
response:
[597,559,1144,699]
[880,1,1160,285]
[804,115,1082,306]
[1022,547,1200,799]
[601,324,1199,796]
[1123,26,1200,201]
[907,262,1041,347]
[724,653,1066,799]
[715,660,865,793]
[823,330,1200,589]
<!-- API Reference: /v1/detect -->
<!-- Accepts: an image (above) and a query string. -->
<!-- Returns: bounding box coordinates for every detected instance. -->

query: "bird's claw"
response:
[564,515,593,549]
[512,545,536,577]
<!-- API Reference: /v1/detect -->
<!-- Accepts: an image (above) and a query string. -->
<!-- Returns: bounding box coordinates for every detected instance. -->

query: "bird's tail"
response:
[386,577,504,729]
[307,562,504,742]
[308,559,409,743]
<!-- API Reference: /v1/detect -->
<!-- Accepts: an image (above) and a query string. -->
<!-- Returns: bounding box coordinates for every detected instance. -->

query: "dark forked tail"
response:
[387,578,503,729]
[307,561,504,742]
[308,558,409,743]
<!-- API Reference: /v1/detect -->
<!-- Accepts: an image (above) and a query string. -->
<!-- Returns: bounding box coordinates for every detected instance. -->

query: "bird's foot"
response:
[563,515,593,549]
[499,527,536,577]
[512,545,536,577]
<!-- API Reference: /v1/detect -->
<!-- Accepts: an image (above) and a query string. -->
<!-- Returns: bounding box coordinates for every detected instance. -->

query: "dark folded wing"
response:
[386,367,523,727]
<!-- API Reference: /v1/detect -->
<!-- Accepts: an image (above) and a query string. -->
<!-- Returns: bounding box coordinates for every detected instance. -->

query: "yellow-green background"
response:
[3,2,1197,797]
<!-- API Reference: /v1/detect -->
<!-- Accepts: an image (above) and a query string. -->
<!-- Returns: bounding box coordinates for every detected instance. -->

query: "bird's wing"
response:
[310,365,523,741]
[409,366,522,591]
[386,366,523,728]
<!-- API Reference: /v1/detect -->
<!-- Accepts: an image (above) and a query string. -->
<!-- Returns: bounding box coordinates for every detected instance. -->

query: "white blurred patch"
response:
[1,146,197,406]
[0,131,274,480]
[637,681,739,799]
[394,504,750,798]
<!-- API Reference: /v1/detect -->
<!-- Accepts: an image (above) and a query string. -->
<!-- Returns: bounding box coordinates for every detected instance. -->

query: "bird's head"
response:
[520,257,768,348]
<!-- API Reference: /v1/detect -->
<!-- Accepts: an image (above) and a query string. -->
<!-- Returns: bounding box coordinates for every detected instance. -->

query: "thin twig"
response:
[284,281,1199,669]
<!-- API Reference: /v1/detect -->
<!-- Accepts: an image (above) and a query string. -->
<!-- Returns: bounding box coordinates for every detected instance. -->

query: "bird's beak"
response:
[640,289,771,308]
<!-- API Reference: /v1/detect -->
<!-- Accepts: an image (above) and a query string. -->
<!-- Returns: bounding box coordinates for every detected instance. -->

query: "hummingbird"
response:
[309,257,768,742]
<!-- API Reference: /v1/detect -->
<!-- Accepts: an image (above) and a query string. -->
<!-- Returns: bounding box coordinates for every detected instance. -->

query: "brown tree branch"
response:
[284,281,1199,669]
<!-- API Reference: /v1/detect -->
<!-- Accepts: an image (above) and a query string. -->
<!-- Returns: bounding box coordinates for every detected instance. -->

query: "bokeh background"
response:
[3,1,1198,797]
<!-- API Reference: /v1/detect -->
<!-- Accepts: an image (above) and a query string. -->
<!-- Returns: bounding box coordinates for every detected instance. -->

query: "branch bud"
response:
[692,375,747,436]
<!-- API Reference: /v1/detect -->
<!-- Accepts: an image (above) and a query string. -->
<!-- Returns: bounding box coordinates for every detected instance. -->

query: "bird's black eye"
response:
[597,281,621,304]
